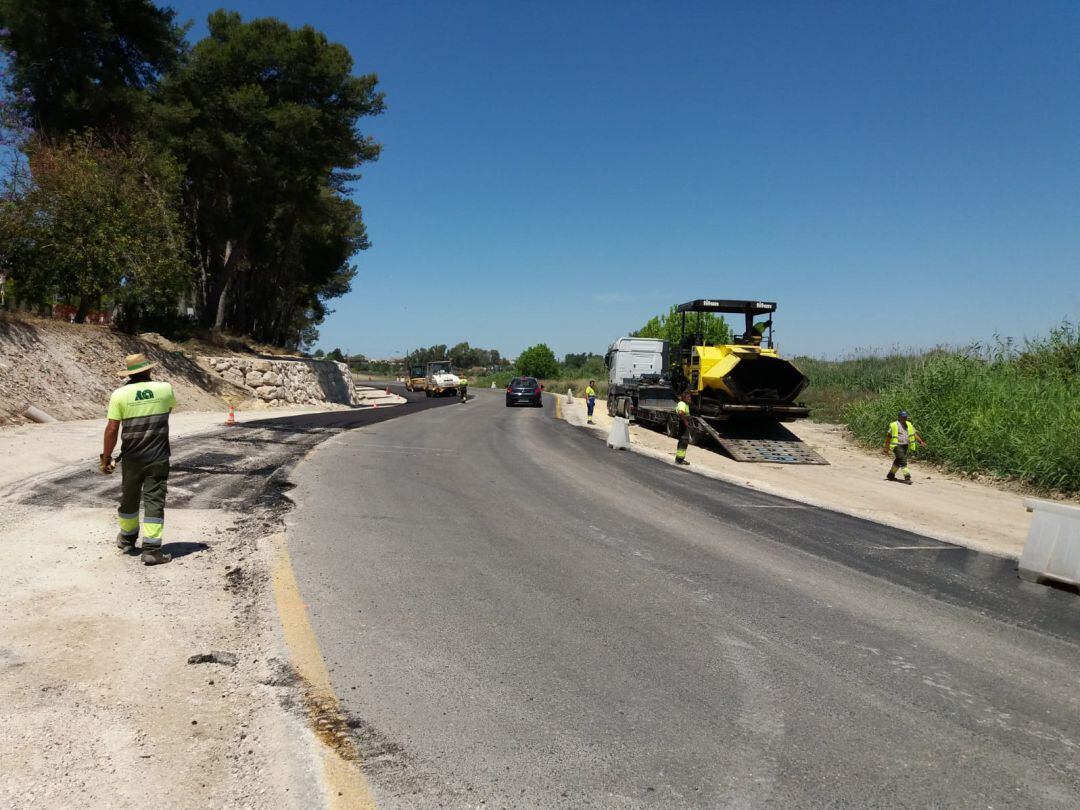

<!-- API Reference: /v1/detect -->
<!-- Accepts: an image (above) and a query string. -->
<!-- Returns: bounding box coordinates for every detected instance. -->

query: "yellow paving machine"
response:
[607,299,827,464]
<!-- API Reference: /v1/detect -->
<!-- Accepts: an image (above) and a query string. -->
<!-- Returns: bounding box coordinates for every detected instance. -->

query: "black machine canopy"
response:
[676,299,776,315]
[676,299,777,348]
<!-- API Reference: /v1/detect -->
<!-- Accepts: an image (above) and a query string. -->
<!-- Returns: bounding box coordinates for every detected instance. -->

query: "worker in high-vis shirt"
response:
[884,409,926,485]
[585,381,597,424]
[675,390,693,466]
[100,353,176,565]
[459,376,468,403]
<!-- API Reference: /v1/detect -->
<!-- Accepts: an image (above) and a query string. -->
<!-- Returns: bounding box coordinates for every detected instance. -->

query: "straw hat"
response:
[118,353,157,377]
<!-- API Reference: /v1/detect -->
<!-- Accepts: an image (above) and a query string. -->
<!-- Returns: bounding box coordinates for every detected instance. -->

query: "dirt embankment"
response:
[0,315,237,425]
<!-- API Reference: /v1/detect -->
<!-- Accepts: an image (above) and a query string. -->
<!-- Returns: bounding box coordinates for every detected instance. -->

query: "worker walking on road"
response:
[585,380,597,424]
[100,353,176,565]
[884,409,926,485]
[675,390,692,466]
[459,376,468,403]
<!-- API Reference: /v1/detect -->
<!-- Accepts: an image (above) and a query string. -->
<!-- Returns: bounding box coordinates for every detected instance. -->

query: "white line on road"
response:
[871,545,964,551]
[354,443,453,452]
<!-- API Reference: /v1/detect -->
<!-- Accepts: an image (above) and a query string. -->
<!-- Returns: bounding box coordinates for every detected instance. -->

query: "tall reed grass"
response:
[840,323,1079,494]
[794,351,932,422]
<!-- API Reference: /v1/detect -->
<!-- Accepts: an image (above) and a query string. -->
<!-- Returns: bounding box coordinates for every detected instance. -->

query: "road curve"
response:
[285,389,1079,808]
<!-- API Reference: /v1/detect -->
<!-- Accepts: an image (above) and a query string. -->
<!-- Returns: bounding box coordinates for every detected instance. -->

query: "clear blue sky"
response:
[175,0,1080,360]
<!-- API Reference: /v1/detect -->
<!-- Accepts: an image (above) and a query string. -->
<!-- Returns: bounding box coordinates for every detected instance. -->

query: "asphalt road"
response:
[284,389,1080,808]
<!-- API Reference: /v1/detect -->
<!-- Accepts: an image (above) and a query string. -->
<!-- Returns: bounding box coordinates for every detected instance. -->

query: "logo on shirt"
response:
[134,389,155,402]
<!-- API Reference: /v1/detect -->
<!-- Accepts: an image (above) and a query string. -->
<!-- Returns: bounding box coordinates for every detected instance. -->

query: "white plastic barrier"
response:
[607,417,631,450]
[566,389,574,404]
[1019,499,1080,587]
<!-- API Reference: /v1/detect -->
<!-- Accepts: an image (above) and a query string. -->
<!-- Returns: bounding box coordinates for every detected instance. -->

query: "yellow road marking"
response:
[271,534,376,809]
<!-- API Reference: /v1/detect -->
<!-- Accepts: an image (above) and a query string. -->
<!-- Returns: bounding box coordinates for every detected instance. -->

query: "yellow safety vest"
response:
[676,401,690,416]
[888,419,918,449]
[107,380,176,461]
[585,386,596,399]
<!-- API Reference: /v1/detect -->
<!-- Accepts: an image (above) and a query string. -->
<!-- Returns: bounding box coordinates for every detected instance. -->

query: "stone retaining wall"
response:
[201,356,360,407]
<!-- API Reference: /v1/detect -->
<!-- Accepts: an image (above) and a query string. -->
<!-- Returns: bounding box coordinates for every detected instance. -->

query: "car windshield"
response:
[429,362,451,374]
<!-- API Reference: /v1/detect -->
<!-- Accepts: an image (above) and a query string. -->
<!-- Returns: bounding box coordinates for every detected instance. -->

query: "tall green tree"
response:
[1,134,190,327]
[155,10,384,339]
[0,0,185,137]
[516,343,559,379]
[632,305,731,347]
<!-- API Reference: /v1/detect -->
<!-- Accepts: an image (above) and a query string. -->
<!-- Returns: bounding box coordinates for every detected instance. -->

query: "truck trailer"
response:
[605,299,827,465]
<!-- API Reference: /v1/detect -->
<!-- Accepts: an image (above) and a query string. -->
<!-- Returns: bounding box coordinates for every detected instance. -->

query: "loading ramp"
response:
[691,418,829,465]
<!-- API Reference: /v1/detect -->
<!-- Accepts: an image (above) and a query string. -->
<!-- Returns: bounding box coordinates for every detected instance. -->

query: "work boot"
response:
[141,547,171,566]
[885,473,896,481]
[675,458,690,466]
[116,532,138,552]
[903,476,913,485]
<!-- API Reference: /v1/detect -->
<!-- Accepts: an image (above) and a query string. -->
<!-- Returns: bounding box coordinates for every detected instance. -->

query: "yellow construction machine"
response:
[610,299,827,464]
[404,364,426,392]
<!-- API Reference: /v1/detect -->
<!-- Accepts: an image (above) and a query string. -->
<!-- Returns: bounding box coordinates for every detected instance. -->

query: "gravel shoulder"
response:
[0,405,379,809]
[557,394,1053,559]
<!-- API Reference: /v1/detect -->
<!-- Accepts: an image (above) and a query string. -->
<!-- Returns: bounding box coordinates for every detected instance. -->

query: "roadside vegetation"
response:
[794,351,934,423]
[801,324,1079,495]
[0,2,382,349]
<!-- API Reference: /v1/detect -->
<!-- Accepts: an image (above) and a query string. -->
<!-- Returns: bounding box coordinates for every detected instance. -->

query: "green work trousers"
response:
[676,427,690,461]
[889,444,910,478]
[117,457,170,548]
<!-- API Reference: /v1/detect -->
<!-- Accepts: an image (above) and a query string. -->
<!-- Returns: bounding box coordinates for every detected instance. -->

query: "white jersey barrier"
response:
[1019,499,1080,588]
[607,417,631,450]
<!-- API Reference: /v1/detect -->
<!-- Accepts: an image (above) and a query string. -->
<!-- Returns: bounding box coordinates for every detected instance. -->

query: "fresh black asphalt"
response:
[13,385,455,512]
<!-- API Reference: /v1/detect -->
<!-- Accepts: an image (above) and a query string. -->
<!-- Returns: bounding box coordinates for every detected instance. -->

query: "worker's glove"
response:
[99,454,117,474]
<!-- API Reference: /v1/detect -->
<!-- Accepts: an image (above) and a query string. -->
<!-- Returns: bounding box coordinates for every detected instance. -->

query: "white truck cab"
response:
[605,337,668,386]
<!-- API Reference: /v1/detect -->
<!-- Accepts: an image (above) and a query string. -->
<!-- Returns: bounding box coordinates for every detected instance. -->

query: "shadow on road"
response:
[161,541,210,559]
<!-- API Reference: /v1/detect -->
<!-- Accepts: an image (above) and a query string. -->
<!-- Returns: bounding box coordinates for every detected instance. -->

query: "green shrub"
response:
[516,343,559,378]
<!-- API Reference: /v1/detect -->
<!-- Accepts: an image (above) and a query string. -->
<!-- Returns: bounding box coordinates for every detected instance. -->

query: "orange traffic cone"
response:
[225,405,236,426]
